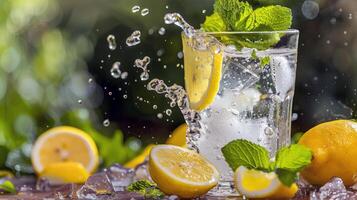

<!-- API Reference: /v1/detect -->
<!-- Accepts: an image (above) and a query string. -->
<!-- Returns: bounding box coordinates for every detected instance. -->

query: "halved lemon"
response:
[124,144,154,168]
[182,34,223,111]
[234,166,298,199]
[166,123,187,147]
[148,145,219,198]
[39,162,90,184]
[31,126,99,174]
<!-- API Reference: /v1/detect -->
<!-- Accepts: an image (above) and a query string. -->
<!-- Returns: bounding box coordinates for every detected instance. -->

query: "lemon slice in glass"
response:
[234,166,298,199]
[182,33,223,111]
[148,145,219,198]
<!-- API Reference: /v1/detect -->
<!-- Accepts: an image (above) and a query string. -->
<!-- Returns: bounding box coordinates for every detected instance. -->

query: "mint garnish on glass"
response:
[221,139,312,186]
[201,0,292,50]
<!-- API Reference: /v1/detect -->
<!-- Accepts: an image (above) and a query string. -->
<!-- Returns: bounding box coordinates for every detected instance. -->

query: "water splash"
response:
[103,119,110,127]
[134,56,151,81]
[164,13,195,37]
[107,34,117,50]
[141,8,149,16]
[131,5,140,13]
[126,31,141,46]
[111,62,122,79]
[158,27,166,35]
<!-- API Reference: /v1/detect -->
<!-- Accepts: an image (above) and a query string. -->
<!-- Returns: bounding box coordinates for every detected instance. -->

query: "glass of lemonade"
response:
[182,30,299,195]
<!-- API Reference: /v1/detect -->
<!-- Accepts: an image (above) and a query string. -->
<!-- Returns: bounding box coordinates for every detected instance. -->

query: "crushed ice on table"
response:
[36,178,51,191]
[310,177,355,200]
[104,164,135,192]
[76,172,114,199]
[126,30,141,46]
[133,161,152,182]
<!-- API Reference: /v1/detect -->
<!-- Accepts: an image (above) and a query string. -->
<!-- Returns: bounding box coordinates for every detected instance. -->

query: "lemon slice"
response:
[182,33,223,111]
[124,144,154,168]
[40,162,89,184]
[166,123,187,147]
[234,166,298,199]
[31,126,99,174]
[148,145,219,198]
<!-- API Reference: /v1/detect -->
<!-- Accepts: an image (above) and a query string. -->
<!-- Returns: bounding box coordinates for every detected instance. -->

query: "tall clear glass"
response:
[182,30,299,195]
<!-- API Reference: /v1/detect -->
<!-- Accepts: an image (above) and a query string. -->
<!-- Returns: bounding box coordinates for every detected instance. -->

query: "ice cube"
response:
[134,161,152,182]
[270,56,295,99]
[310,177,353,200]
[104,164,135,192]
[36,178,51,191]
[76,172,114,199]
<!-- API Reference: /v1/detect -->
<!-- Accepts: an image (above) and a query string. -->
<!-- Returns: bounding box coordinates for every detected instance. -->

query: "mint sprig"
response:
[201,0,292,50]
[221,139,312,186]
[0,180,16,194]
[127,180,164,199]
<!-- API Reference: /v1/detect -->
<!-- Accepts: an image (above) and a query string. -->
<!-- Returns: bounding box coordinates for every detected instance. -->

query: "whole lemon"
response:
[299,120,357,186]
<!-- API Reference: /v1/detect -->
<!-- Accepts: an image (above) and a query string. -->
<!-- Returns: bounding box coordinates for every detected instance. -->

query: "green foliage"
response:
[0,180,16,194]
[128,180,164,199]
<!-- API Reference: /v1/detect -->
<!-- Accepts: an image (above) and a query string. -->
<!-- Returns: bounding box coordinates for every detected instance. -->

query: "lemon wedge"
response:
[182,33,223,111]
[166,124,188,147]
[234,166,298,199]
[40,162,90,184]
[148,145,219,198]
[31,126,99,174]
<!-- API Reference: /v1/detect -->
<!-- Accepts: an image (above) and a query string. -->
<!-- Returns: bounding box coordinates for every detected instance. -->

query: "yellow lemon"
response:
[124,144,154,168]
[166,124,188,147]
[148,145,219,198]
[182,33,223,111]
[299,119,357,186]
[234,166,298,199]
[39,162,89,184]
[31,126,99,174]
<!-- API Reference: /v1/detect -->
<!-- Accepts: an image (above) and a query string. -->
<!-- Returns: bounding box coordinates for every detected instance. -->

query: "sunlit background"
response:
[0,0,356,174]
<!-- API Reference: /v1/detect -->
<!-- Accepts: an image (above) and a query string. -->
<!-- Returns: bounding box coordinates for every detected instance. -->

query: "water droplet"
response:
[126,31,141,46]
[157,49,165,56]
[301,0,319,20]
[158,27,166,35]
[164,13,195,37]
[165,109,172,116]
[264,127,274,137]
[177,51,183,59]
[132,5,140,13]
[123,94,128,99]
[153,105,157,109]
[348,13,353,20]
[135,56,151,81]
[111,62,122,78]
[202,10,206,14]
[140,72,149,81]
[148,28,154,35]
[88,78,93,83]
[330,17,336,25]
[157,113,163,119]
[103,119,110,127]
[343,31,347,35]
[292,113,298,121]
[326,40,331,44]
[108,92,112,96]
[78,99,82,104]
[141,8,149,16]
[107,34,116,50]
[121,72,128,79]
[344,42,348,46]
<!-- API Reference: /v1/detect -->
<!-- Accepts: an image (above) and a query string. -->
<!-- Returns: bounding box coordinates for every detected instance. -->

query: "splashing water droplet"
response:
[132,5,140,13]
[141,8,149,16]
[153,105,157,110]
[177,51,183,59]
[301,0,319,20]
[135,56,151,81]
[126,31,141,46]
[103,119,110,127]
[157,49,165,56]
[158,27,166,35]
[165,109,172,116]
[107,34,116,50]
[88,78,93,83]
[121,72,128,79]
[111,62,122,78]
[123,94,128,99]
[202,10,206,14]
[164,13,195,37]
[157,113,163,119]
[78,99,83,104]
[140,72,149,81]
[348,13,353,20]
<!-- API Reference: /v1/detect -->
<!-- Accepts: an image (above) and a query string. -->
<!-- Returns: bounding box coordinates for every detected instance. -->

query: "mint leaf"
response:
[260,56,270,67]
[214,0,253,30]
[202,13,226,32]
[245,5,292,31]
[291,132,304,144]
[275,144,312,172]
[221,139,271,171]
[276,169,298,186]
[0,180,16,194]
[127,180,164,198]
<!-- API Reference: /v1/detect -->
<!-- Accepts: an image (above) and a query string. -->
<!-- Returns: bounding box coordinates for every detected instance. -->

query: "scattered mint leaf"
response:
[251,49,258,59]
[221,139,272,171]
[0,180,16,194]
[127,180,164,199]
[260,56,270,67]
[291,132,304,144]
[276,168,298,186]
[275,144,312,172]
[214,0,253,30]
[201,13,226,32]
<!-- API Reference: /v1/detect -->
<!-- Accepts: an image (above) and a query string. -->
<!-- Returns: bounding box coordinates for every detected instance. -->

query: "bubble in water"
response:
[158,27,166,35]
[123,94,128,99]
[157,49,165,56]
[153,105,157,109]
[78,99,83,104]
[141,8,149,16]
[164,13,195,37]
[111,62,122,78]
[264,127,275,137]
[121,72,128,79]
[301,0,319,20]
[132,5,140,13]
[165,109,172,116]
[107,34,116,50]
[103,119,110,127]
[134,56,151,81]
[126,31,141,46]
[157,113,163,119]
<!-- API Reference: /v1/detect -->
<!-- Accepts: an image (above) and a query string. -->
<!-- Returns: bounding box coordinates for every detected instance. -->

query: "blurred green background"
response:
[0,0,356,174]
